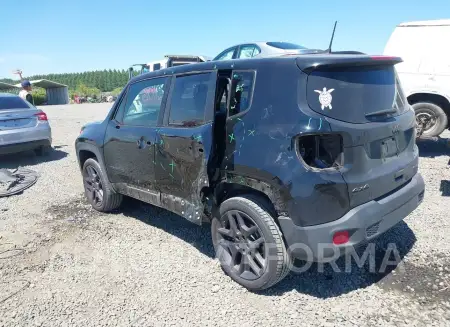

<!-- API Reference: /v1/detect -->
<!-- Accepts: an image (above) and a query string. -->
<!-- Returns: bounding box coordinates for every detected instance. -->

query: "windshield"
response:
[266,42,307,50]
[0,96,31,110]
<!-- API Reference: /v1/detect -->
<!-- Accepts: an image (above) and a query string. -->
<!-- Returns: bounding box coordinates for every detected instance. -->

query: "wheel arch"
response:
[407,92,450,118]
[213,180,288,219]
[76,143,115,190]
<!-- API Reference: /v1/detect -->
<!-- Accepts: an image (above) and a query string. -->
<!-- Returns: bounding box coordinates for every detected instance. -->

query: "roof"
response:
[398,19,450,27]
[131,53,379,84]
[0,82,19,90]
[13,79,67,89]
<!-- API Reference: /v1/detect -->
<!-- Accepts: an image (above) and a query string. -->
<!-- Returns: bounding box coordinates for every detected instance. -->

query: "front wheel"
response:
[413,102,448,137]
[82,158,122,212]
[211,195,291,291]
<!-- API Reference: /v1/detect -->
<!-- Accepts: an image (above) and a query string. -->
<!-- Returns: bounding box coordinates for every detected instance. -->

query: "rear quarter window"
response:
[229,71,256,117]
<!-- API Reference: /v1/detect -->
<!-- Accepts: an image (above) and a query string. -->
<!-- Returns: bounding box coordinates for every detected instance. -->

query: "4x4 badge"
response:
[314,87,334,110]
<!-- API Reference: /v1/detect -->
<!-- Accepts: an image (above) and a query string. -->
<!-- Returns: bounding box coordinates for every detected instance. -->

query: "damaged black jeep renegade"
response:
[76,54,425,290]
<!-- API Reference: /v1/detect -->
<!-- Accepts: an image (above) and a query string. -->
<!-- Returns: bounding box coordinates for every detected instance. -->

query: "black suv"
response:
[76,54,425,290]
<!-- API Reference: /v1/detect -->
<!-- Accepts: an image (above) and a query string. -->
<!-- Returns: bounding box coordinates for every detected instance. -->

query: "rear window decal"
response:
[314,87,334,110]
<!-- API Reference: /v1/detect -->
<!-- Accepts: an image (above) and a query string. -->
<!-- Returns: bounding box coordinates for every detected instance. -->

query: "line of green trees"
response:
[0,69,129,96]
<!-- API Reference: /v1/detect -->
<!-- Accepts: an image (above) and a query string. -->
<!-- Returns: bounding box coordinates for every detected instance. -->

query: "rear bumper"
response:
[278,172,425,262]
[0,139,52,155]
[0,123,51,155]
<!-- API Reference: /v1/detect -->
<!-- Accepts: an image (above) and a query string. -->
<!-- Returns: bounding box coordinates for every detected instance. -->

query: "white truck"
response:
[128,54,210,80]
[384,19,450,137]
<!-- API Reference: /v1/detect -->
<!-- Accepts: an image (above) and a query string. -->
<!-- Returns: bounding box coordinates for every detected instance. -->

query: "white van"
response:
[384,19,450,137]
[128,55,211,80]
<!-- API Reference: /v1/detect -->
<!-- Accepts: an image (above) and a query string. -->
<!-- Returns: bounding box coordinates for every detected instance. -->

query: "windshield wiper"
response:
[365,108,397,118]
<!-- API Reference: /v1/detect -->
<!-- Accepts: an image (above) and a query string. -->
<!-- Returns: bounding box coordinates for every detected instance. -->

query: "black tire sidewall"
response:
[413,102,448,137]
[82,158,110,212]
[34,146,51,156]
[212,197,284,290]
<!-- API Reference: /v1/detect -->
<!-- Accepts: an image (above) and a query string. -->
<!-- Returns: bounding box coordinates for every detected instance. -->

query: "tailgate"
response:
[328,111,417,208]
[301,56,418,208]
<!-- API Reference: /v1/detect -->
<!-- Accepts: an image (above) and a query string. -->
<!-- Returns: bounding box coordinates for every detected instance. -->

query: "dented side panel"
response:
[154,124,213,224]
[222,61,350,226]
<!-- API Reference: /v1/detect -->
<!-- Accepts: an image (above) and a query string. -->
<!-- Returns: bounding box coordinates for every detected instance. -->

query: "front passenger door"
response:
[104,77,170,193]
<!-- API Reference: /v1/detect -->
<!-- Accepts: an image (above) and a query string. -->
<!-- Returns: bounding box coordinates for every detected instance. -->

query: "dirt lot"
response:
[1,103,449,327]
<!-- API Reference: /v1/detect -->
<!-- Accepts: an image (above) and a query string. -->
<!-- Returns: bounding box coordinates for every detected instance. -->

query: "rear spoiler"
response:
[296,55,403,74]
[164,54,210,62]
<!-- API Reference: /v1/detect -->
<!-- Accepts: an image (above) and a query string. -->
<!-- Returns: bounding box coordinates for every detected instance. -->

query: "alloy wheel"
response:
[215,210,267,280]
[83,165,104,206]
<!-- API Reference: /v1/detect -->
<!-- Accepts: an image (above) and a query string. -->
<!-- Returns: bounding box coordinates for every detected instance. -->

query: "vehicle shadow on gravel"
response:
[261,221,417,298]
[0,148,68,169]
[417,137,450,158]
[119,198,419,298]
[119,197,215,258]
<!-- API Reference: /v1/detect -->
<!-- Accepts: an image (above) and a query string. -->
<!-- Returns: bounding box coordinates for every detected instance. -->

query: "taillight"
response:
[35,111,48,121]
[333,231,349,245]
[297,133,344,169]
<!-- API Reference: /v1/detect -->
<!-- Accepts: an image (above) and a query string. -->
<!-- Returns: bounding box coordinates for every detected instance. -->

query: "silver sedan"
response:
[212,41,323,61]
[0,93,52,156]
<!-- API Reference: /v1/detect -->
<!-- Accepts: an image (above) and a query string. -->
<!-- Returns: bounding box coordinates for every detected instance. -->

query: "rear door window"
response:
[238,45,261,59]
[168,73,211,127]
[0,96,32,110]
[306,65,406,123]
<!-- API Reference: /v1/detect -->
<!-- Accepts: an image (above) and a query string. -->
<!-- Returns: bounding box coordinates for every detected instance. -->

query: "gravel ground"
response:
[0,103,449,327]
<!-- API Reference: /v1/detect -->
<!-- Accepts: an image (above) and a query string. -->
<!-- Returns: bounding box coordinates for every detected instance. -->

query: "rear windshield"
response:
[0,96,31,110]
[267,42,307,50]
[306,66,406,123]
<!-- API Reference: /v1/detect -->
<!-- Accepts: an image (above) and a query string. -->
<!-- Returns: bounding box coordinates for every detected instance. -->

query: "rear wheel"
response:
[413,102,448,137]
[82,158,122,212]
[34,145,51,156]
[211,195,291,291]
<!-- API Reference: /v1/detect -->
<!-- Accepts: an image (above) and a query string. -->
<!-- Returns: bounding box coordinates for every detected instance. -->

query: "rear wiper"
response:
[365,108,397,118]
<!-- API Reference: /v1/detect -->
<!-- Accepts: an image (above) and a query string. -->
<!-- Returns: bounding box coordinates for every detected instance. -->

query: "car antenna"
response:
[326,21,338,54]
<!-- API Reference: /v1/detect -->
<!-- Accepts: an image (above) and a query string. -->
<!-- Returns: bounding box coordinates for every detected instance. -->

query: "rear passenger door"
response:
[103,76,170,194]
[154,72,216,224]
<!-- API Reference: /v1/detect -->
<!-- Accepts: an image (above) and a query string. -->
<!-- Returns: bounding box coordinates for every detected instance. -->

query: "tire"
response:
[211,195,291,291]
[82,158,122,212]
[34,145,51,156]
[412,102,448,137]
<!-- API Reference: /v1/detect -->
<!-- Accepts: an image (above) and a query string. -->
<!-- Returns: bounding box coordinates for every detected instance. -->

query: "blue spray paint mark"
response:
[319,118,322,130]
[307,118,312,129]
